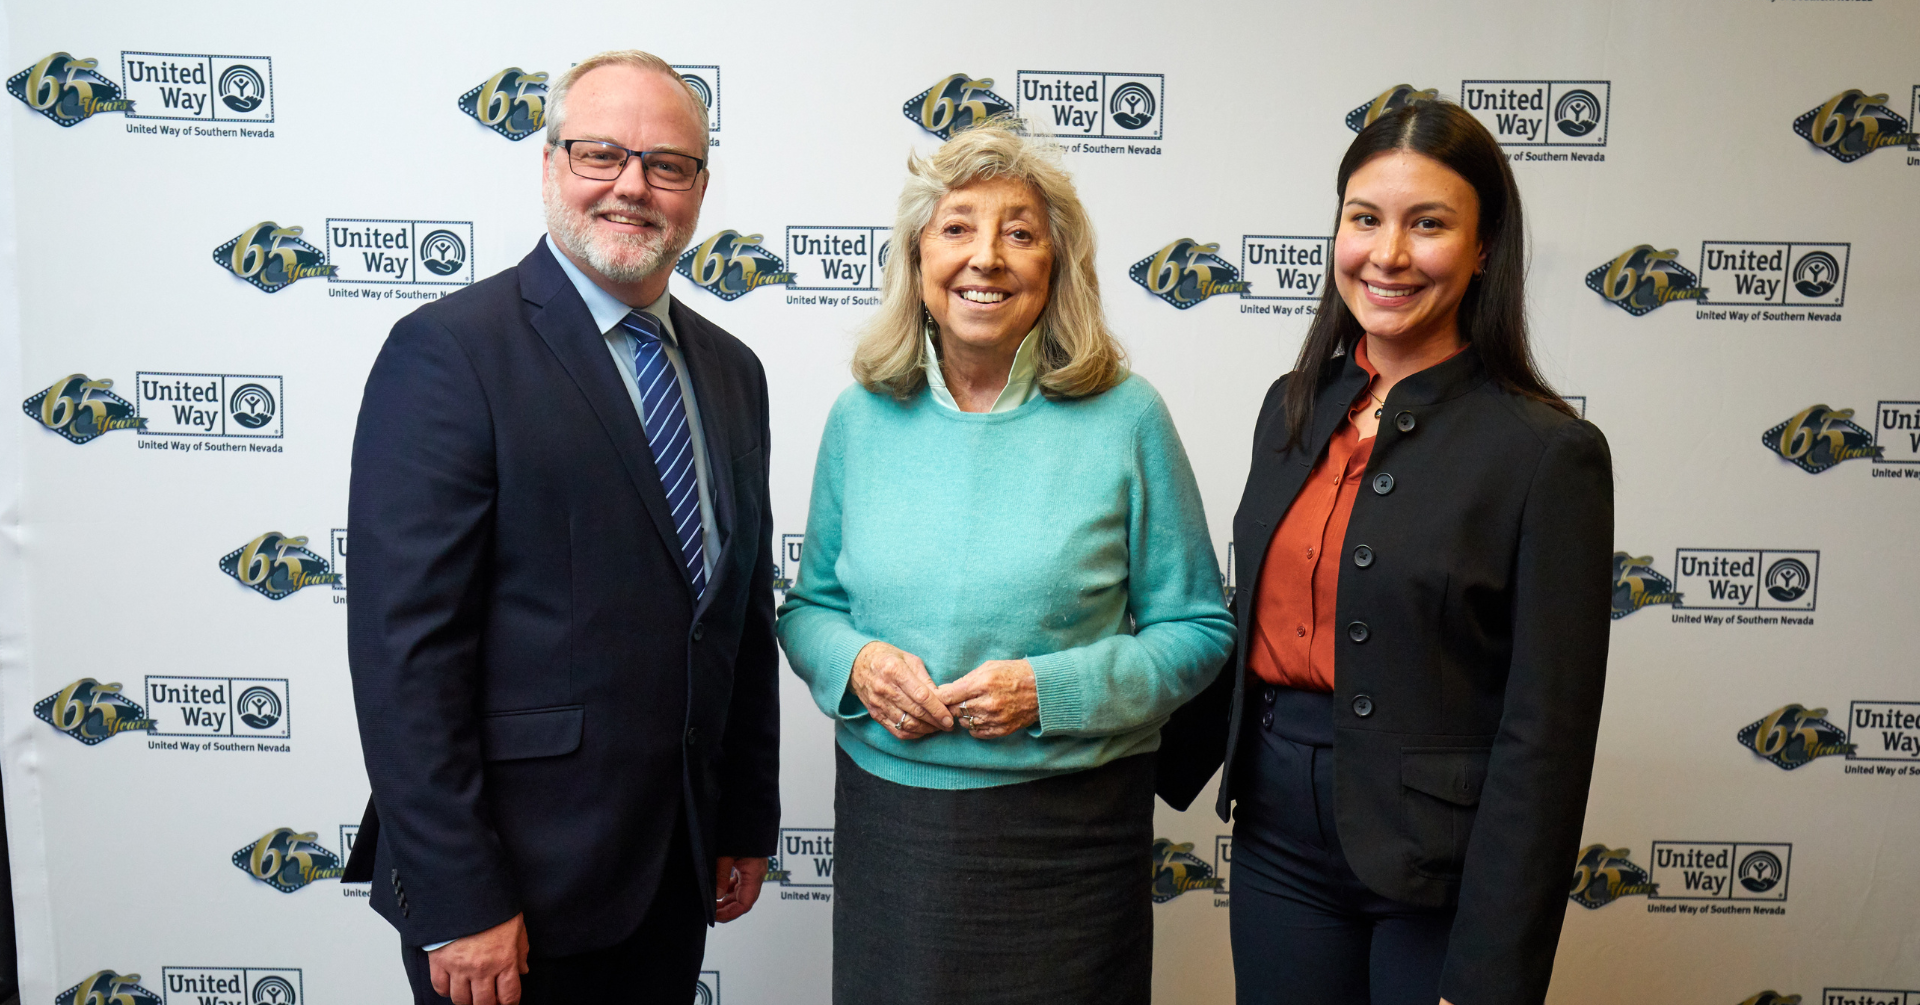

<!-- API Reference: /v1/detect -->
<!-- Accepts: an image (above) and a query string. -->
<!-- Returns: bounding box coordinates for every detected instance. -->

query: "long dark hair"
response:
[1281,99,1576,448]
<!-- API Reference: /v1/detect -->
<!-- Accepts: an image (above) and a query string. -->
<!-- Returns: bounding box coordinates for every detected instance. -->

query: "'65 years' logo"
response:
[1792,89,1914,163]
[232,827,345,892]
[459,67,548,140]
[676,231,794,301]
[904,72,1013,140]
[213,222,336,293]
[1130,239,1249,309]
[219,532,342,599]
[23,373,146,443]
[1586,245,1706,316]
[8,52,133,126]
[56,971,162,1005]
[35,679,154,745]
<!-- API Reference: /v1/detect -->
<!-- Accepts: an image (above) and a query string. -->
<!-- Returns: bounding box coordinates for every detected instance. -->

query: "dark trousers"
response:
[1230,686,1456,1005]
[400,811,707,1005]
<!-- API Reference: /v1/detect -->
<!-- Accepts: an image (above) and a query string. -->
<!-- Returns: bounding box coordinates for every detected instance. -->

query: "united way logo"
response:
[1611,552,1680,619]
[35,679,154,745]
[214,223,336,293]
[1738,704,1854,770]
[23,373,146,444]
[1568,844,1658,909]
[1762,404,1880,473]
[161,968,303,1005]
[1014,71,1164,140]
[1345,84,1437,132]
[327,219,475,285]
[1131,239,1249,309]
[1698,242,1849,307]
[676,231,794,301]
[1461,80,1610,147]
[694,971,721,1005]
[904,72,1013,140]
[57,972,162,1005]
[8,52,133,126]
[233,827,345,892]
[121,53,274,122]
[1150,838,1221,903]
[1586,245,1705,316]
[672,65,721,137]
[135,373,284,438]
[1793,89,1914,163]
[459,67,548,140]
[219,532,342,600]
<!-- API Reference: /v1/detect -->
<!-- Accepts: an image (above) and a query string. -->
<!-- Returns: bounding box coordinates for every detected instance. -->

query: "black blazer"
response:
[343,240,780,954]
[1158,345,1612,1005]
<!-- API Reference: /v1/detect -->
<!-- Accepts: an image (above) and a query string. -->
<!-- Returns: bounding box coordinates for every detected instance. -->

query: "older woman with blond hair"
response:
[776,119,1234,1004]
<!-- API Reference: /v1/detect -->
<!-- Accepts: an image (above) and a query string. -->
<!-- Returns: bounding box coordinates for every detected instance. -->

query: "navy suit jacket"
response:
[344,239,779,953]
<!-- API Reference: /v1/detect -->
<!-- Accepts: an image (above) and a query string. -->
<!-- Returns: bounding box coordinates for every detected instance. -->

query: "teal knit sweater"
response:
[776,375,1235,789]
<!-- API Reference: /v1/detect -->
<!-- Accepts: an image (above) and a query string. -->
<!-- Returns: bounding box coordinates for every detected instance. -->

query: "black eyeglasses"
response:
[560,139,706,190]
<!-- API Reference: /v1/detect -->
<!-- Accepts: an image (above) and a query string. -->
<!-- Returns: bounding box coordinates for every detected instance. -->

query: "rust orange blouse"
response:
[1246,341,1382,692]
[1248,340,1471,691]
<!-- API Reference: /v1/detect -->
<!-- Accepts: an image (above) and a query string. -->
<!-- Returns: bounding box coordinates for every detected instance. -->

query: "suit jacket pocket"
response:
[1400,746,1491,880]
[481,705,585,762]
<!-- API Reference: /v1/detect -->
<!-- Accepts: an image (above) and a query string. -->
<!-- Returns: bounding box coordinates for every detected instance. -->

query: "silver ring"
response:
[962,715,978,726]
[896,713,910,730]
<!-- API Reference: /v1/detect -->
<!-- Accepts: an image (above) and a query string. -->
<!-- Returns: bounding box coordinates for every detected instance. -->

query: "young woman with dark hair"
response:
[1158,100,1613,1005]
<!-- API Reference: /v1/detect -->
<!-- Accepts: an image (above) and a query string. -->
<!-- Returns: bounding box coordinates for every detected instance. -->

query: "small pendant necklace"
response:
[1367,388,1386,419]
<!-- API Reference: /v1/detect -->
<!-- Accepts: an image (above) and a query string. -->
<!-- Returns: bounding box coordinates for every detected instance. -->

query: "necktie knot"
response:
[621,310,666,346]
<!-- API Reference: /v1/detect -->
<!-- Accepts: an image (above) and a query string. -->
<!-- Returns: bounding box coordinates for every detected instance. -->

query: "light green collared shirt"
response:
[923,328,1040,413]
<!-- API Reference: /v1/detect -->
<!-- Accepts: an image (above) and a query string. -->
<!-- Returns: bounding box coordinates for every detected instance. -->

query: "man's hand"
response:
[429,913,530,1005]
[715,856,769,922]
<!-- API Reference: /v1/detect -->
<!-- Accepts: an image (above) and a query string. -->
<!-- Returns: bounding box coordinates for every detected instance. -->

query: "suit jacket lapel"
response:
[519,240,696,602]
[670,298,738,611]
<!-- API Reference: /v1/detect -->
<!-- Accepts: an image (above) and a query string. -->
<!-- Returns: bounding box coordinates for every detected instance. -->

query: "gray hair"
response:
[543,49,709,156]
[852,118,1126,400]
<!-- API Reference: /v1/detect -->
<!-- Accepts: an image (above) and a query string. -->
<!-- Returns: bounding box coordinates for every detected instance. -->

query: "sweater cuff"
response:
[827,634,878,720]
[1028,650,1086,735]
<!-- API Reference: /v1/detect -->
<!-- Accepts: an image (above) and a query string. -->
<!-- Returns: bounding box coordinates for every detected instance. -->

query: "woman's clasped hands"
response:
[849,641,1038,741]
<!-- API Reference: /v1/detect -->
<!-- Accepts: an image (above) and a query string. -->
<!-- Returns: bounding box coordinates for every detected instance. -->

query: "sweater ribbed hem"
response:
[825,633,877,720]
[833,727,1162,791]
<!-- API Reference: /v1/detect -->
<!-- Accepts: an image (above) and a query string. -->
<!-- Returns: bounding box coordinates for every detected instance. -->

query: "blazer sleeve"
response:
[1026,391,1236,738]
[346,313,518,946]
[1439,419,1614,1005]
[714,358,781,858]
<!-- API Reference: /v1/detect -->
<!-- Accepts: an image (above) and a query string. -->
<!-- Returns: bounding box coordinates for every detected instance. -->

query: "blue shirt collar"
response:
[545,234,675,341]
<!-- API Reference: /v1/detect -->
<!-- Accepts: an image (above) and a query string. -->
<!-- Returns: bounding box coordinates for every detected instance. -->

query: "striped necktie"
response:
[620,310,707,600]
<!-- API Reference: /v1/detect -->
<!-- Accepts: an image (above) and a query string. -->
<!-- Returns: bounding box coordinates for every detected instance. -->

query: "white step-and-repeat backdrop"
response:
[1,2,1916,1003]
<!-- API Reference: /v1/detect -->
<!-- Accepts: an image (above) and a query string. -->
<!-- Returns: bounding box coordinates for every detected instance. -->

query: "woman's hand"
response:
[850,641,954,739]
[935,660,1038,739]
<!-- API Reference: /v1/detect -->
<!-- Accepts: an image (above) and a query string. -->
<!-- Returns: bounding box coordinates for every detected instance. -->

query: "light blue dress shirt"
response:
[546,234,721,580]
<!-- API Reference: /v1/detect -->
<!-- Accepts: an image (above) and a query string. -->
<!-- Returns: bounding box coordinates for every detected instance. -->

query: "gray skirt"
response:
[832,745,1154,1005]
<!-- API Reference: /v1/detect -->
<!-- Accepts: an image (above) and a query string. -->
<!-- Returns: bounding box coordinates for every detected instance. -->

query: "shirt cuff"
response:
[422,939,454,952]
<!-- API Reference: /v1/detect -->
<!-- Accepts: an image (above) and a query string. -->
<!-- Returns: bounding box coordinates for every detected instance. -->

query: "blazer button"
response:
[1352,544,1374,568]
[1351,694,1375,718]
[1260,711,1274,729]
[692,622,705,642]
[1347,621,1370,643]
[1395,410,1416,433]
[1372,472,1395,495]
[685,726,699,746]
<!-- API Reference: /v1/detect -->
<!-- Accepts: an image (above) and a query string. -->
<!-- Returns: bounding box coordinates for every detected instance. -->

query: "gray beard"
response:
[542,168,695,284]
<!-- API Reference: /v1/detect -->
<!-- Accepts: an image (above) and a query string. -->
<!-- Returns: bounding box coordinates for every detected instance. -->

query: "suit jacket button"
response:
[1260,711,1274,729]
[1351,694,1375,718]
[1372,472,1395,495]
[1352,544,1374,568]
[1347,621,1370,644]
[692,622,705,642]
[1396,411,1416,433]
[685,726,699,746]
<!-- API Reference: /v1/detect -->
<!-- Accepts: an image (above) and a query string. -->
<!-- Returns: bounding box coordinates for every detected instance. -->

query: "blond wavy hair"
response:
[852,119,1126,400]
